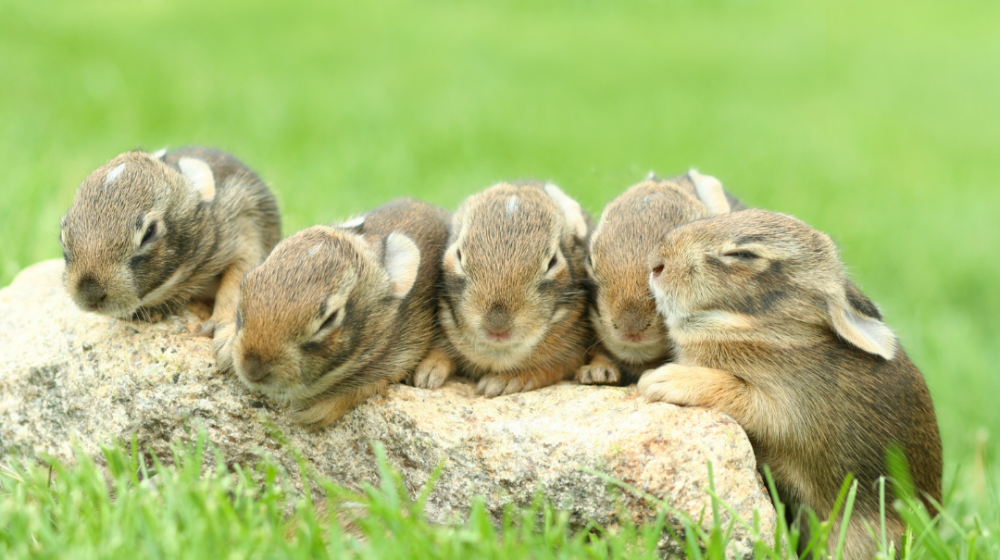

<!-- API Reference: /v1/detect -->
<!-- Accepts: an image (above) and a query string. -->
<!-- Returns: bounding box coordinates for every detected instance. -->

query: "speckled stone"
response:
[0,260,775,558]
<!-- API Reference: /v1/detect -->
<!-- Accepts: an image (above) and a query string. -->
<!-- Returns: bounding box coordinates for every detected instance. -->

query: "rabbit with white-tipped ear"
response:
[418,181,593,397]
[218,198,450,427]
[577,170,744,385]
[60,147,280,346]
[640,208,941,560]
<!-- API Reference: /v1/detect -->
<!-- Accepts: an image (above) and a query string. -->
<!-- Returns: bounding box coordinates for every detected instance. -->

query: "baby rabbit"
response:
[640,208,941,559]
[578,170,742,385]
[219,198,450,427]
[414,181,592,397]
[60,147,280,339]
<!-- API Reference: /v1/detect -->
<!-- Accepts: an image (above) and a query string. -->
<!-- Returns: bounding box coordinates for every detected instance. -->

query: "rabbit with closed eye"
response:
[217,198,450,427]
[60,147,280,342]
[412,181,592,397]
[640,208,942,560]
[578,170,743,385]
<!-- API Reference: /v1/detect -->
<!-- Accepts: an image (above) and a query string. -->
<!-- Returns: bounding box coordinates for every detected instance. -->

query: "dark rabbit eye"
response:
[319,310,339,332]
[141,222,157,246]
[724,250,759,260]
[547,254,558,272]
[652,264,664,276]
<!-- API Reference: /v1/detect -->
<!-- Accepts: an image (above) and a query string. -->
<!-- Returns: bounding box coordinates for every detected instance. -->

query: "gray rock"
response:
[0,260,776,557]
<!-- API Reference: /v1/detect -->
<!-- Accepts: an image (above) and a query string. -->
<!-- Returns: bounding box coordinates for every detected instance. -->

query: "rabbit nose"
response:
[617,314,651,342]
[77,275,108,309]
[241,353,272,384]
[483,305,513,338]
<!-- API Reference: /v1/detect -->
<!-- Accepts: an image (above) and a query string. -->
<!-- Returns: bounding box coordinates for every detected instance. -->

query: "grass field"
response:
[1,0,998,556]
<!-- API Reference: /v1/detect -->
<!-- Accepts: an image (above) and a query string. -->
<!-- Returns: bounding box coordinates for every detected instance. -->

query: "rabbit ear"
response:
[178,157,216,202]
[688,169,731,216]
[544,183,588,241]
[827,282,897,360]
[383,233,421,298]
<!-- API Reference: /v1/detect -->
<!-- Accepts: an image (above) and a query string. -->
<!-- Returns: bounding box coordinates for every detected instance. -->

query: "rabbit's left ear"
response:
[383,233,421,298]
[687,169,731,216]
[544,183,588,242]
[179,157,216,202]
[827,281,897,360]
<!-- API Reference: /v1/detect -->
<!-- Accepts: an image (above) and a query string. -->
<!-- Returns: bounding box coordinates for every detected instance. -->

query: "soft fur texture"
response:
[578,170,743,385]
[219,198,450,427]
[60,147,281,345]
[419,181,593,397]
[641,208,942,560]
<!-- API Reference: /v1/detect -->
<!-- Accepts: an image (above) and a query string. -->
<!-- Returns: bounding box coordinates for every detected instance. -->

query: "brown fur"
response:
[219,198,450,428]
[60,147,280,342]
[579,170,744,385]
[424,181,593,397]
[640,208,942,559]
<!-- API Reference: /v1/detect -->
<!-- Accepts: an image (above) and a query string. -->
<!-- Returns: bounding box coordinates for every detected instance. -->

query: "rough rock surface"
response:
[0,260,775,557]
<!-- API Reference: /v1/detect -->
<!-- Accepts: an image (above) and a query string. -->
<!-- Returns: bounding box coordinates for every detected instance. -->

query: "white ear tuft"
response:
[688,169,731,216]
[339,215,365,229]
[178,157,216,202]
[105,163,126,186]
[151,148,168,160]
[828,299,897,360]
[383,233,421,298]
[543,183,587,241]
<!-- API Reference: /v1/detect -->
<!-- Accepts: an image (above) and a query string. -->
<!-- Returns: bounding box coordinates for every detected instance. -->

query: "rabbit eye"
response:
[724,250,759,261]
[318,309,339,332]
[140,222,157,247]
[547,254,559,272]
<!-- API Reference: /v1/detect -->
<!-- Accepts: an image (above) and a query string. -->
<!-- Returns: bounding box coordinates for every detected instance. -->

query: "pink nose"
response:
[622,332,645,343]
[486,330,511,342]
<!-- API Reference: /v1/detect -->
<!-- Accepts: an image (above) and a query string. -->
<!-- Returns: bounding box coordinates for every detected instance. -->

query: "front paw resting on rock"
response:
[412,348,454,389]
[638,363,713,406]
[199,318,221,338]
[575,356,621,385]
[477,374,533,397]
[212,322,237,373]
[476,364,565,397]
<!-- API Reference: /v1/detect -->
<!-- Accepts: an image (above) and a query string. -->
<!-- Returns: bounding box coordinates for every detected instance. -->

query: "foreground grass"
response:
[1,438,997,559]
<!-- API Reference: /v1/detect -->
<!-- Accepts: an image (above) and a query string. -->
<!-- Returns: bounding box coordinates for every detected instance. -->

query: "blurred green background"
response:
[1,0,996,500]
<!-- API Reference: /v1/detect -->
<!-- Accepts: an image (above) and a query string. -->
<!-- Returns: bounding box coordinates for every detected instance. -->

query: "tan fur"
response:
[579,171,744,384]
[60,147,281,346]
[642,208,942,559]
[411,347,456,389]
[427,181,593,397]
[220,198,450,428]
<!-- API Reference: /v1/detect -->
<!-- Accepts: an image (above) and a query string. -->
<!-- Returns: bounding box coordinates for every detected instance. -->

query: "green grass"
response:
[1,437,997,559]
[1,0,998,555]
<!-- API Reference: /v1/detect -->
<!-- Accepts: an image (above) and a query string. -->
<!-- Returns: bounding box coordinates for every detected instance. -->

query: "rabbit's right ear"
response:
[544,183,588,242]
[383,233,421,298]
[688,169,731,216]
[826,281,897,360]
